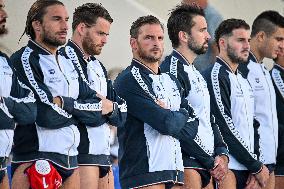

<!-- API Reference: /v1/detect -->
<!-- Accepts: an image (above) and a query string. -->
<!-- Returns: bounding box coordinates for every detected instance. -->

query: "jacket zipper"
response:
[55,56,74,167]
[67,126,76,168]
[56,56,70,97]
[236,76,252,152]
[159,75,179,182]
[260,65,277,158]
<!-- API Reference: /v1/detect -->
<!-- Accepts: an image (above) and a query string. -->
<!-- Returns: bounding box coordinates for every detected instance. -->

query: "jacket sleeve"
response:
[114,72,198,140]
[60,76,106,127]
[4,72,37,125]
[11,48,73,129]
[106,79,127,127]
[253,118,261,159]
[0,56,36,125]
[206,71,262,173]
[211,114,229,157]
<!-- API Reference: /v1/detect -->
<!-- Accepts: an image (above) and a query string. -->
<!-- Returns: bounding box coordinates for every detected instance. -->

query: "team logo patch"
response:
[48,69,55,74]
[255,78,260,83]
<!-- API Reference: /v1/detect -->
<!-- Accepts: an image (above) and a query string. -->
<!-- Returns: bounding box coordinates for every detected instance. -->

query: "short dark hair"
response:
[251,10,284,37]
[130,15,164,39]
[167,4,205,48]
[23,0,64,40]
[72,3,113,32]
[215,18,250,50]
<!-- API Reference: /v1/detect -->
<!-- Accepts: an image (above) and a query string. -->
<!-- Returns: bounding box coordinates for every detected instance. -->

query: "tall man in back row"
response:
[239,10,284,189]
[161,4,228,189]
[271,53,284,189]
[62,3,127,189]
[182,0,223,71]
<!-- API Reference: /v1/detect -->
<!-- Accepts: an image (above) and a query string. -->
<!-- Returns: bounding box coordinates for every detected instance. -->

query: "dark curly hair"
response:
[167,3,205,48]
[251,10,284,37]
[20,0,64,41]
[130,15,164,39]
[215,18,250,50]
[72,3,113,32]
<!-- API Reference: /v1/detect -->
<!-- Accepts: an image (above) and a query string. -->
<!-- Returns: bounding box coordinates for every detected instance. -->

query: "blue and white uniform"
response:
[11,40,104,170]
[203,57,263,174]
[0,51,36,182]
[61,40,126,176]
[161,50,228,186]
[239,52,278,170]
[271,63,284,175]
[161,50,228,169]
[114,59,199,188]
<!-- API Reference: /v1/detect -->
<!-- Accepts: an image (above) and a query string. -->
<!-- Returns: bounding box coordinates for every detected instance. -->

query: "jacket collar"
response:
[171,49,192,66]
[28,40,59,55]
[216,56,240,74]
[66,40,97,62]
[248,51,260,63]
[274,63,284,72]
[131,58,161,75]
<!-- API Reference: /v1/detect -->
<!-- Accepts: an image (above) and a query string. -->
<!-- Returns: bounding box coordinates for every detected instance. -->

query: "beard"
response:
[41,27,66,47]
[0,26,7,35]
[82,32,102,56]
[0,19,8,35]
[187,36,208,55]
[227,44,248,64]
[137,43,163,63]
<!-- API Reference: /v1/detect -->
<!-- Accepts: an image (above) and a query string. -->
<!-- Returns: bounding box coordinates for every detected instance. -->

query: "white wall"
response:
[1,0,284,69]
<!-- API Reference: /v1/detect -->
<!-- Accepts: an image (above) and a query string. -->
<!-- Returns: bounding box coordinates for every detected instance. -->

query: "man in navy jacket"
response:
[62,3,127,189]
[0,1,36,188]
[114,15,201,189]
[161,4,228,189]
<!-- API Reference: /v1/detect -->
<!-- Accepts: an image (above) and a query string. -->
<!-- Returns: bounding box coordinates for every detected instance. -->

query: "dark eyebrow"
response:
[99,31,109,35]
[52,16,69,20]
[275,36,284,41]
[237,37,250,41]
[52,16,61,19]
[145,34,154,38]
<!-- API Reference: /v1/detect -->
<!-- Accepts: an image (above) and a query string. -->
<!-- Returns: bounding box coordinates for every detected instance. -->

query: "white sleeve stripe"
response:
[170,56,178,78]
[21,47,71,118]
[131,66,157,101]
[74,101,102,111]
[211,63,256,159]
[10,80,36,103]
[9,95,35,103]
[272,68,284,99]
[65,46,90,85]
[194,134,214,156]
[0,101,13,118]
[118,102,127,113]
